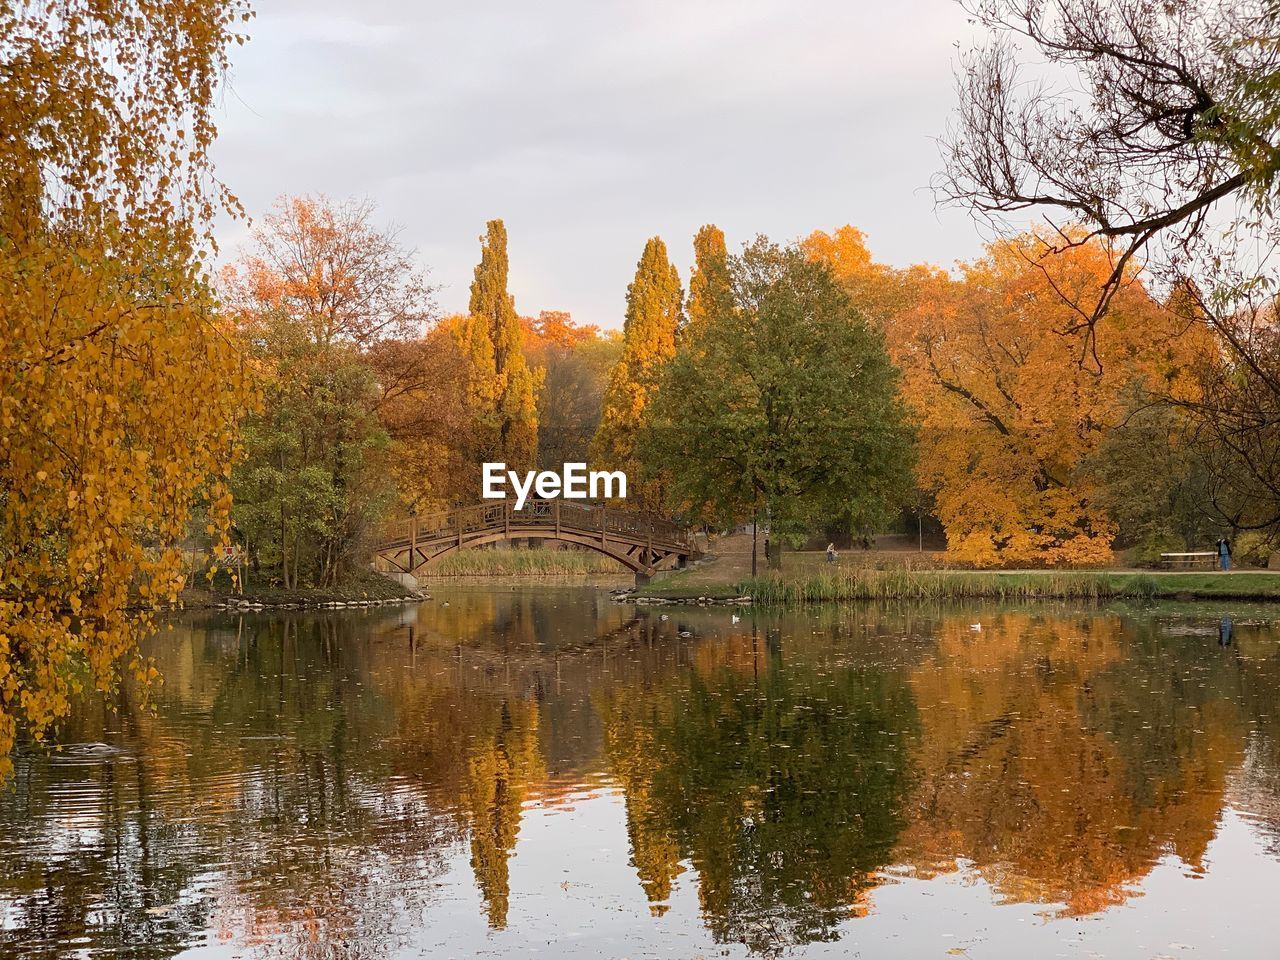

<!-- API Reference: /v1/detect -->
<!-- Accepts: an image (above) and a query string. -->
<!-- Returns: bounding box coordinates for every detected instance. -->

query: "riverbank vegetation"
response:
[421,547,620,579]
[636,546,1280,603]
[737,570,1280,605]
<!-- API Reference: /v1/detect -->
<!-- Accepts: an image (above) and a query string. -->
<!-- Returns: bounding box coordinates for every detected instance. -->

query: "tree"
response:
[937,0,1280,343]
[0,0,255,776]
[686,225,733,337]
[1087,392,1216,563]
[938,0,1280,534]
[592,237,684,506]
[522,312,622,469]
[370,324,472,510]
[888,234,1209,567]
[802,226,903,327]
[642,239,914,568]
[222,196,433,587]
[457,220,539,481]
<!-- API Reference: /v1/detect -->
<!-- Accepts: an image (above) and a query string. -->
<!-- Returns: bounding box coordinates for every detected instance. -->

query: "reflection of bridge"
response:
[373,500,694,583]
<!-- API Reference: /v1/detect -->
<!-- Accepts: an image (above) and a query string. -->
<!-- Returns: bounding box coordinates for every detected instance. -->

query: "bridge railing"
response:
[377,499,686,551]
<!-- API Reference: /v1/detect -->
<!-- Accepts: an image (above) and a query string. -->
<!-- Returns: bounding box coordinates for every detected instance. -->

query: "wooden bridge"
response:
[373,500,694,583]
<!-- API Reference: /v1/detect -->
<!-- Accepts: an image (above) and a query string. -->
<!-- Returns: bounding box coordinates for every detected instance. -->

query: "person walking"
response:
[1217,537,1233,572]
[826,542,837,564]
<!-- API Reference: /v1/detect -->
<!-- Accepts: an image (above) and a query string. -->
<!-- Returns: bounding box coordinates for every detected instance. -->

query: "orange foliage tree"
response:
[521,311,621,469]
[221,195,447,583]
[888,235,1209,566]
[0,0,256,775]
[454,220,540,487]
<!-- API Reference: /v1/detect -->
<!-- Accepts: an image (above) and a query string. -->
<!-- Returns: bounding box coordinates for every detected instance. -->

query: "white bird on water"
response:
[731,614,741,625]
[969,622,981,632]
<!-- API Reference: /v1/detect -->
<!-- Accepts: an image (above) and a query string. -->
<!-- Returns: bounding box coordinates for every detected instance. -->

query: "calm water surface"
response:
[3,587,1280,958]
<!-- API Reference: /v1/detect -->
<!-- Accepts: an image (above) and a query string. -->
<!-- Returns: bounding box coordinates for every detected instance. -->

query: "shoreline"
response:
[630,561,1280,605]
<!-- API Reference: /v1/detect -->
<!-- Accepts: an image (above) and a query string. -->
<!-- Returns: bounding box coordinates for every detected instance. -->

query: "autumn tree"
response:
[222,196,435,587]
[642,239,914,569]
[938,0,1280,535]
[455,220,539,487]
[802,225,903,327]
[371,324,472,510]
[522,312,622,469]
[1087,393,1216,563]
[685,225,733,337]
[888,234,1209,567]
[592,237,684,506]
[0,1,256,776]
[938,0,1280,339]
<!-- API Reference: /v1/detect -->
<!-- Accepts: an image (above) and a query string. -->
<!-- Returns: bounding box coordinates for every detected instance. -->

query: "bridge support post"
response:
[634,571,652,588]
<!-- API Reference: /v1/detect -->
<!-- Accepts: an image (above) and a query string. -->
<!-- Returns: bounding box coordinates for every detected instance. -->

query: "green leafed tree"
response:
[591,236,684,506]
[641,238,915,568]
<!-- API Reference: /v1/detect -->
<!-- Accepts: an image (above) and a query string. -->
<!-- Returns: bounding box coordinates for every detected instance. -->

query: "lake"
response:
[2,586,1279,958]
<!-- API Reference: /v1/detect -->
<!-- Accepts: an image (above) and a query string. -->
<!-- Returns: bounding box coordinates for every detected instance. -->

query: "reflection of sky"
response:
[176,793,1280,960]
[209,0,990,327]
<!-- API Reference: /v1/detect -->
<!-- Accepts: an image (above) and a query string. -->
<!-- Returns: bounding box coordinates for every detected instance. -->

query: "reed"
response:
[419,548,620,578]
[736,569,1166,604]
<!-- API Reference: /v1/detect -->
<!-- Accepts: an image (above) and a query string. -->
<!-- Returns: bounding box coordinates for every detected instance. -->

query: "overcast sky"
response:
[212,0,989,328]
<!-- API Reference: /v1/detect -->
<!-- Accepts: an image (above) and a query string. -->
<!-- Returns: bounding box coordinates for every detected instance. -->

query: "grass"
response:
[417,547,621,578]
[735,569,1280,604]
[635,541,1280,604]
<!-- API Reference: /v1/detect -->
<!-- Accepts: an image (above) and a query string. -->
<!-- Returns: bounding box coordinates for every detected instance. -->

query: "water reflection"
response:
[1,591,1279,957]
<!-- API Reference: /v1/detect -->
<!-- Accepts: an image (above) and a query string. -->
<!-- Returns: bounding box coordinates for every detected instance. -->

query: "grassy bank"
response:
[417,548,620,578]
[638,553,1280,604]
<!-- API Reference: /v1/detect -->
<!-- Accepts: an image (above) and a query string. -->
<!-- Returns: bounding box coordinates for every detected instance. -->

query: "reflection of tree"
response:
[898,611,1244,915]
[396,680,546,928]
[600,693,684,914]
[597,628,918,954]
[1224,623,1280,857]
[464,699,544,927]
[0,612,455,958]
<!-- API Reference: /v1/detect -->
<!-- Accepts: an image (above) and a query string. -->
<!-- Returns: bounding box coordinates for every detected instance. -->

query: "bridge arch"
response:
[371,499,693,583]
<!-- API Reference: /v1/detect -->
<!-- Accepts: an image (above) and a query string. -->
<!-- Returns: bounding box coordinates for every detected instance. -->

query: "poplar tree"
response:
[591,237,684,504]
[459,220,539,476]
[686,224,733,338]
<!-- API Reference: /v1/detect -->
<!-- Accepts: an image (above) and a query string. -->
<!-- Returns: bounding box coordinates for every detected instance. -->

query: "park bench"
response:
[1159,551,1219,570]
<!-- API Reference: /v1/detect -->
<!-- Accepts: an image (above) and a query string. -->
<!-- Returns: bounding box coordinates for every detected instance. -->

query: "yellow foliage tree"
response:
[591,236,683,506]
[685,224,732,339]
[888,235,1210,567]
[0,1,255,777]
[455,220,540,485]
